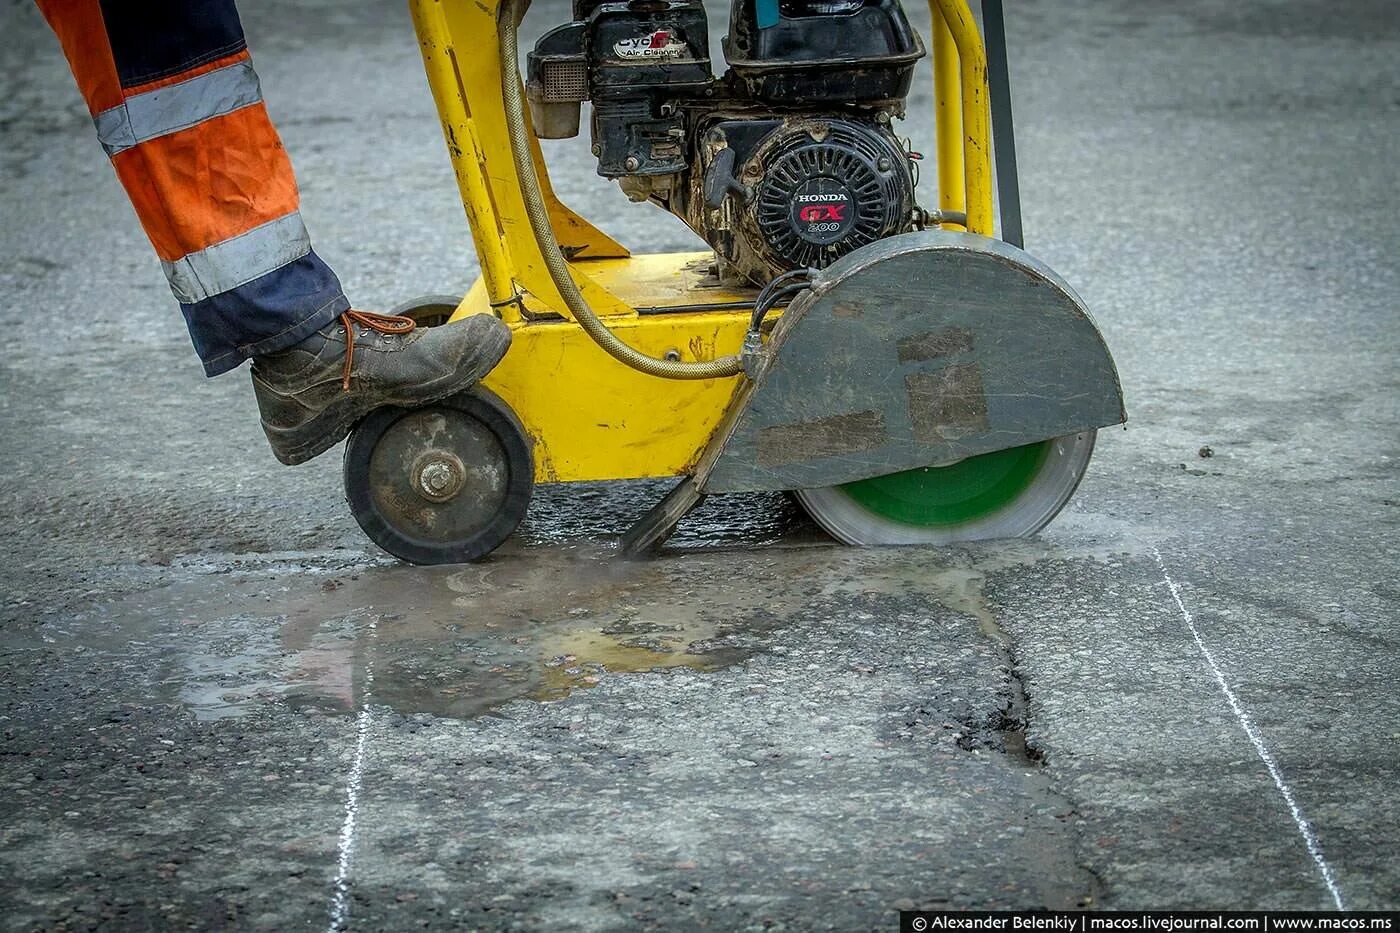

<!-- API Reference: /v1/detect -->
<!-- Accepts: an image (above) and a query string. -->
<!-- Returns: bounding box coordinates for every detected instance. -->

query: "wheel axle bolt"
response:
[422,463,452,493]
[414,453,466,502]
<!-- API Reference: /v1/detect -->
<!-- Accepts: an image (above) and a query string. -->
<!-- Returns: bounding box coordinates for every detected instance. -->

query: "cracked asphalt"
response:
[2,0,1398,928]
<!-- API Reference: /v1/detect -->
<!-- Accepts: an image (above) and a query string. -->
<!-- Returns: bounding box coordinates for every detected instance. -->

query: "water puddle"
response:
[45,546,846,722]
[34,511,1147,725]
[322,551,794,720]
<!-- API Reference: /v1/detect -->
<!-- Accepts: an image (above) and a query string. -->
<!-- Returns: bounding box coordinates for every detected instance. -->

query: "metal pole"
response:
[930,0,994,236]
[982,0,1024,248]
[931,3,966,231]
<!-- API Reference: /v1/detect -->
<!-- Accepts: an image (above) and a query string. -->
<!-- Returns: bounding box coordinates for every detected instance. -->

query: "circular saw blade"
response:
[794,432,1096,546]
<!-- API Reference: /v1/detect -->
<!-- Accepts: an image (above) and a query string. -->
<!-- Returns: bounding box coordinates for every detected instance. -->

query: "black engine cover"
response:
[743,120,914,275]
[528,1,926,285]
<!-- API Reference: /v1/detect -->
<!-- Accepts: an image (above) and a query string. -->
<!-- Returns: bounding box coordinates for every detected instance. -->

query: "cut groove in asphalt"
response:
[944,570,1045,766]
[1151,548,1346,910]
[328,614,379,932]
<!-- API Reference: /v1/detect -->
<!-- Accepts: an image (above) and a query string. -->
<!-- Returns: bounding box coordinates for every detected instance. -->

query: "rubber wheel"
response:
[793,431,1096,545]
[344,388,532,564]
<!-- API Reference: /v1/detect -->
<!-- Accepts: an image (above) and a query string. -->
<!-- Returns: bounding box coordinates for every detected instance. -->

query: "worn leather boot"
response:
[251,310,511,465]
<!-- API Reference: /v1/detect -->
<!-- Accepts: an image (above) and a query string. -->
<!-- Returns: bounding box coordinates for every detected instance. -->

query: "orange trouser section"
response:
[35,0,122,114]
[111,105,302,262]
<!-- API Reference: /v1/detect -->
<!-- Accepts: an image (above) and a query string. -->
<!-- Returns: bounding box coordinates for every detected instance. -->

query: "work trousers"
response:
[37,0,348,376]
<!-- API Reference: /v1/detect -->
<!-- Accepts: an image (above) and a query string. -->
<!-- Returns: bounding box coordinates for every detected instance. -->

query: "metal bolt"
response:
[624,156,641,172]
[877,157,892,172]
[413,451,466,503]
[420,461,454,495]
[663,348,682,362]
[875,111,891,125]
[591,143,601,156]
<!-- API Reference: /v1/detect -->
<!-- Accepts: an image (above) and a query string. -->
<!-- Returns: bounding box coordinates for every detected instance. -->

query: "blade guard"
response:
[697,231,1126,494]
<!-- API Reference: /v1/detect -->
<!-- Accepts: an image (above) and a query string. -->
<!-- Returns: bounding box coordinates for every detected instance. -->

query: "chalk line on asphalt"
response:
[328,615,378,932]
[1152,547,1345,910]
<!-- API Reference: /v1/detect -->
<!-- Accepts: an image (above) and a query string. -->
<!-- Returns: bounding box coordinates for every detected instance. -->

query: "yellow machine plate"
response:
[453,253,753,483]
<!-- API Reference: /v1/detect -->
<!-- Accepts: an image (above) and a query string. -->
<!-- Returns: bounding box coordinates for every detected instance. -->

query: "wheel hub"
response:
[413,451,466,502]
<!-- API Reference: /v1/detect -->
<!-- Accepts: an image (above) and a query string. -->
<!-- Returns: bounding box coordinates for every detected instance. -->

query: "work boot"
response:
[251,310,511,466]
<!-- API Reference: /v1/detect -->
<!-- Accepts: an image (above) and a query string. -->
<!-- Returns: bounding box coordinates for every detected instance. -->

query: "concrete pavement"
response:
[1,0,1396,927]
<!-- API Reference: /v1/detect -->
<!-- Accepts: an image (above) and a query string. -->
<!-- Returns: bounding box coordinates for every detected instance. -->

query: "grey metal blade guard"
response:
[698,231,1126,494]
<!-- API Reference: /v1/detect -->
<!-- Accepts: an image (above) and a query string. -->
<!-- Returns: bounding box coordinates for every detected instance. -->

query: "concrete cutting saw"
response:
[340,0,1126,563]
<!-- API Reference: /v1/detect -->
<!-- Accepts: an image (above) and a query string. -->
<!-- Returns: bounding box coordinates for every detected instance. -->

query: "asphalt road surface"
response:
[2,0,1398,928]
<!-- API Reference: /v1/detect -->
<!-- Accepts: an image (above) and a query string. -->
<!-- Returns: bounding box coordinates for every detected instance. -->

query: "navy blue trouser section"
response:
[98,0,248,86]
[182,250,349,377]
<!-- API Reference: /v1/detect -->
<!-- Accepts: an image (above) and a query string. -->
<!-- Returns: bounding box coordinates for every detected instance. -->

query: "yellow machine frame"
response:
[408,0,995,484]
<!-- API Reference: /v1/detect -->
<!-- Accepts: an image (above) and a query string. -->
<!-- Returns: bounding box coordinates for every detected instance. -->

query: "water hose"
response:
[749,267,816,331]
[497,0,746,381]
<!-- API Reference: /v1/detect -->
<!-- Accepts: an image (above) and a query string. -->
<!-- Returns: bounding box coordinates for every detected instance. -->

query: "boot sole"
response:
[260,326,512,466]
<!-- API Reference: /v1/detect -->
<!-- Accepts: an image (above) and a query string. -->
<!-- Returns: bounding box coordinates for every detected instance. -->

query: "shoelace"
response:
[339,309,416,390]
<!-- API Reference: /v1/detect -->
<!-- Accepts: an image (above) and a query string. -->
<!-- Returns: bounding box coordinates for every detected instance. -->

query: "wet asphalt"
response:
[2,0,1398,928]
